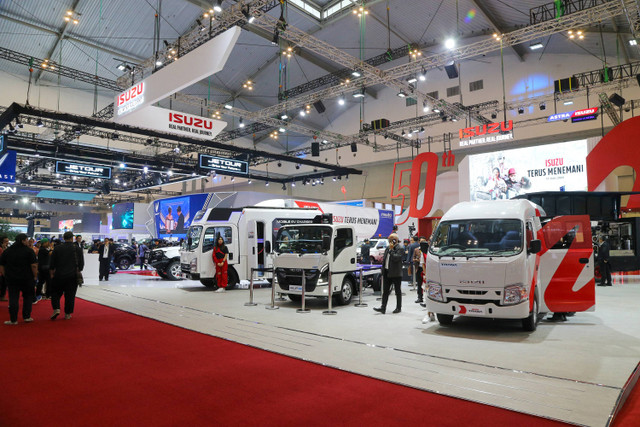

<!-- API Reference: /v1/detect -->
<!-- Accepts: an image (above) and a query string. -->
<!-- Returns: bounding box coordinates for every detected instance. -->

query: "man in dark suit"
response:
[49,231,84,320]
[98,238,115,281]
[597,236,612,286]
[0,233,38,324]
[374,233,405,314]
[176,206,185,233]
[75,235,83,249]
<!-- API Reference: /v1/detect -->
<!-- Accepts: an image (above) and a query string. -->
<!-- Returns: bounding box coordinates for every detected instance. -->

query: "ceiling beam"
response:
[469,0,526,62]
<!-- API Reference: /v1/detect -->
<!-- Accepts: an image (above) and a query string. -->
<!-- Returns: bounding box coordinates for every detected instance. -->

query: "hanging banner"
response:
[56,160,112,179]
[458,120,514,147]
[199,154,248,175]
[0,150,17,184]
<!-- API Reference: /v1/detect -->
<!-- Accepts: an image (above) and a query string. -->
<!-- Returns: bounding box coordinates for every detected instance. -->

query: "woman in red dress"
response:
[213,236,229,293]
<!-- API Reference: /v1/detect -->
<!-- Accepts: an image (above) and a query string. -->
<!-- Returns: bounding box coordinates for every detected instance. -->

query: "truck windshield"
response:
[275,226,332,254]
[186,226,202,251]
[430,219,523,257]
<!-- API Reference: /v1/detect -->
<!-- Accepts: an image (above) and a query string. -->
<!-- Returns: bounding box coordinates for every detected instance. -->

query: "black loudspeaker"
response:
[311,142,320,156]
[370,118,390,130]
[313,100,326,114]
[554,77,579,93]
[636,74,640,87]
[444,63,458,79]
[609,93,626,107]
[599,67,613,83]
[351,142,358,152]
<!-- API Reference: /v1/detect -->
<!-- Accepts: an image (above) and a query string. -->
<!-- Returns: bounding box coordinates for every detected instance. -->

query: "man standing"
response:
[0,235,9,301]
[597,236,612,286]
[98,238,114,281]
[0,234,38,325]
[49,231,84,320]
[405,236,420,287]
[360,239,371,264]
[138,241,148,270]
[75,235,83,249]
[176,206,185,233]
[374,233,404,314]
[36,239,51,301]
[413,237,427,305]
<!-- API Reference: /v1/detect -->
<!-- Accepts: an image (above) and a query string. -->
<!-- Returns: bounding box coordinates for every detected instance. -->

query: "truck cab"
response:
[274,217,360,305]
[425,200,595,331]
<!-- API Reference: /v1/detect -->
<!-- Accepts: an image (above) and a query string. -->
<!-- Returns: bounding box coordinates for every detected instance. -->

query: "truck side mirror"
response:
[265,241,271,254]
[420,242,429,253]
[529,239,542,254]
[322,235,331,251]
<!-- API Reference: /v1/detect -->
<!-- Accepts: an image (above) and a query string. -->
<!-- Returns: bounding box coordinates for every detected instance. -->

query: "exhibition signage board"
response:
[199,154,248,175]
[468,140,588,201]
[153,194,208,238]
[56,160,112,179]
[116,106,226,141]
[458,120,514,147]
[114,27,241,121]
[0,150,16,184]
[548,107,599,123]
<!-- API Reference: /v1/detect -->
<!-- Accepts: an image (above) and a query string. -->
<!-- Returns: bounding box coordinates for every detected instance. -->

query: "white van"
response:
[425,200,595,331]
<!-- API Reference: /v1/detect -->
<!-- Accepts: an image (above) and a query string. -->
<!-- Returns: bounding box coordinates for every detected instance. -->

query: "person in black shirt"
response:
[49,231,84,320]
[0,233,38,325]
[374,234,405,314]
[36,238,52,300]
[0,235,9,301]
[97,238,114,281]
[176,206,185,233]
[360,239,371,264]
[597,236,612,286]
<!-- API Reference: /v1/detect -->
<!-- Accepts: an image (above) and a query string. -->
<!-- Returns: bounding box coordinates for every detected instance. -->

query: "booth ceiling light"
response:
[352,70,361,77]
[530,42,544,50]
[280,114,288,120]
[407,76,417,84]
[242,7,255,23]
[397,91,407,98]
[630,39,638,46]
[564,100,574,105]
[213,0,222,13]
[444,38,456,49]
[239,118,245,128]
[224,104,233,110]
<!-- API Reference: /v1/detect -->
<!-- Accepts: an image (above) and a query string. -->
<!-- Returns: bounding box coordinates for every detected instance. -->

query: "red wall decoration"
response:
[391,152,439,225]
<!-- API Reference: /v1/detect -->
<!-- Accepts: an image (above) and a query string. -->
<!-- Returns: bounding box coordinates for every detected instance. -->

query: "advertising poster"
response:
[0,150,17,184]
[59,219,77,232]
[154,194,208,238]
[468,140,588,201]
[112,202,134,229]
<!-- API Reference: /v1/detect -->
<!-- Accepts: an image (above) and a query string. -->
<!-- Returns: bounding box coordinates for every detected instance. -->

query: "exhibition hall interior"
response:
[1,0,640,425]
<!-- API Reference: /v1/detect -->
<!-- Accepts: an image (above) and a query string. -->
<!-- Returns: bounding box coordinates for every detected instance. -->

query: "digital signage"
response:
[56,161,112,179]
[0,150,17,184]
[468,140,588,201]
[153,194,208,238]
[199,154,248,175]
[112,202,134,229]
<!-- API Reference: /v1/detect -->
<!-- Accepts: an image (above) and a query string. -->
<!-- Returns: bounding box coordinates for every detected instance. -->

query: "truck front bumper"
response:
[426,299,530,319]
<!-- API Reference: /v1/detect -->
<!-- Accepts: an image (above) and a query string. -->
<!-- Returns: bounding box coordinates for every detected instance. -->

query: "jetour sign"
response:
[56,161,112,179]
[458,120,514,147]
[199,154,248,175]
[116,82,144,116]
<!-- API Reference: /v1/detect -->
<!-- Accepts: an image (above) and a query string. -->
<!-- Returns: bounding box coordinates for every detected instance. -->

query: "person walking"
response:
[413,237,426,304]
[0,234,38,325]
[138,242,148,270]
[360,239,371,264]
[36,239,52,301]
[213,236,229,293]
[98,238,114,281]
[0,235,9,301]
[49,231,84,320]
[374,233,404,314]
[405,236,420,287]
[597,236,612,286]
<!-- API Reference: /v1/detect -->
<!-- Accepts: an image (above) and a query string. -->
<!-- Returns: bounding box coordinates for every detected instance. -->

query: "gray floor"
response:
[78,271,640,427]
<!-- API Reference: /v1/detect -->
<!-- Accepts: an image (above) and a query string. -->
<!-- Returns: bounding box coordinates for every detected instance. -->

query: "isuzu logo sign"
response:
[116,82,144,116]
[168,112,215,137]
[458,121,514,147]
[56,161,112,179]
[199,154,248,175]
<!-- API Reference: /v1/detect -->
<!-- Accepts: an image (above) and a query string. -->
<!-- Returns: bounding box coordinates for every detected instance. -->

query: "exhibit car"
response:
[424,200,596,331]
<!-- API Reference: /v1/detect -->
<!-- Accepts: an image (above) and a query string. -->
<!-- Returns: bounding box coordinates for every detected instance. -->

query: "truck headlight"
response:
[427,281,445,302]
[190,258,197,273]
[503,284,528,306]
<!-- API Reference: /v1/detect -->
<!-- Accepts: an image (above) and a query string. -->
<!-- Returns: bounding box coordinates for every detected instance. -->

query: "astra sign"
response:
[548,107,599,123]
[458,120,514,147]
[116,82,144,116]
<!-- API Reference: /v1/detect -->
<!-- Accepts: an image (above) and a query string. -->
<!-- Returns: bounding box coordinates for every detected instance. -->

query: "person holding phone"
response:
[374,233,405,314]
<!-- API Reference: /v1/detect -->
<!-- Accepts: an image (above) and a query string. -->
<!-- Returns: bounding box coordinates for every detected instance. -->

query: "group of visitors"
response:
[0,231,83,325]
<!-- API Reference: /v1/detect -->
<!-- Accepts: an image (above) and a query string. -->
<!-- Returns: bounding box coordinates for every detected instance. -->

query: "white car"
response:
[356,238,388,264]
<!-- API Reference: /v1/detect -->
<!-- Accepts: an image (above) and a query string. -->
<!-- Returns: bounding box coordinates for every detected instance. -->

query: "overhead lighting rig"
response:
[63,10,80,25]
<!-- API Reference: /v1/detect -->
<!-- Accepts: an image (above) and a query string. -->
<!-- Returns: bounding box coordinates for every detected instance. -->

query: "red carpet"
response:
[118,269,158,276]
[0,298,637,427]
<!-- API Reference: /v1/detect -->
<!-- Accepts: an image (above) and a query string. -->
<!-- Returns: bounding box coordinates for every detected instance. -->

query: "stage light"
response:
[530,42,544,50]
[444,38,456,49]
[397,91,407,98]
[338,96,345,105]
[239,118,245,128]
[281,114,288,120]
[422,102,429,113]
[352,70,361,77]
[213,1,222,13]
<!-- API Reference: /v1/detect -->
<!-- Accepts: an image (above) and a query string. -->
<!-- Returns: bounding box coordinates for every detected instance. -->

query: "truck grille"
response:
[180,263,191,272]
[458,290,488,296]
[275,268,319,292]
[449,297,502,305]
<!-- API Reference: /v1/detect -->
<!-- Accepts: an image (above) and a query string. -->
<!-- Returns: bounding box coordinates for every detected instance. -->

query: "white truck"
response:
[147,245,182,280]
[273,215,382,305]
[181,200,393,289]
[424,200,596,331]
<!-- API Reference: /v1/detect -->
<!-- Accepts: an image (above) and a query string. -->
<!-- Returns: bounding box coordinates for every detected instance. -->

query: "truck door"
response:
[538,215,595,313]
[246,220,268,278]
[332,227,355,292]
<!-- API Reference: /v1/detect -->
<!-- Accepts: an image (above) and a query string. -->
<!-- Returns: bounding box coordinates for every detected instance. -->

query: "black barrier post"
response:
[266,273,279,311]
[296,272,310,313]
[323,270,337,315]
[244,268,258,307]
[355,267,368,307]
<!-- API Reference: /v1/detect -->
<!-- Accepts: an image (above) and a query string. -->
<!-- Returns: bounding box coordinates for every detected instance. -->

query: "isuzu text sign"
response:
[199,154,248,175]
[56,161,112,179]
[548,107,599,123]
[116,82,144,116]
[458,120,514,147]
[169,112,217,137]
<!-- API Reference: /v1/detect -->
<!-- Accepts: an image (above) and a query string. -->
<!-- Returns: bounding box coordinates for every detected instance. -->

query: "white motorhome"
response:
[425,200,595,331]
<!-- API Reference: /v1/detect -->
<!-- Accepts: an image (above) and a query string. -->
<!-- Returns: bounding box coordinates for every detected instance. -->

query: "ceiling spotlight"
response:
[420,127,425,133]
[418,69,426,81]
[444,38,456,49]
[397,91,407,98]
[155,60,163,66]
[291,182,296,187]
[230,176,235,182]
[248,178,252,184]
[353,88,365,98]
[119,162,126,169]
[167,169,173,176]
[15,119,23,129]
[239,118,245,128]
[295,164,300,169]
[214,0,223,13]
[407,76,417,84]
[630,39,638,46]
[492,33,502,41]
[338,97,345,105]
[401,129,406,136]
[265,181,270,187]
[433,108,440,113]
[272,31,279,45]
[115,178,120,184]
[299,110,306,117]
[111,132,119,139]
[491,111,497,119]
[517,107,525,114]
[117,63,126,71]
[36,119,44,127]
[143,166,149,173]
[8,123,15,133]
[530,42,544,50]
[422,102,429,113]
[279,127,286,133]
[224,104,233,110]
[352,70,361,77]
[242,7,255,23]
[564,100,574,105]
[281,183,286,190]
[277,162,282,167]
[281,114,288,120]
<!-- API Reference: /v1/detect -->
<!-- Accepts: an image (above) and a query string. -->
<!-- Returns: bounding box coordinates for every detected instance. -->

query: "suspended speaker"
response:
[351,142,358,152]
[444,63,458,79]
[609,93,626,107]
[311,142,320,156]
[313,100,326,114]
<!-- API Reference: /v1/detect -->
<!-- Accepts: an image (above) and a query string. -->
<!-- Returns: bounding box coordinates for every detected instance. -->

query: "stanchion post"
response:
[323,270,337,315]
[266,271,279,310]
[296,271,310,313]
[245,268,257,306]
[355,267,367,307]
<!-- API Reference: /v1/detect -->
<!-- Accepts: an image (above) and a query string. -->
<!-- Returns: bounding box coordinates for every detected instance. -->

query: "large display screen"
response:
[56,160,112,179]
[153,194,208,238]
[59,219,80,232]
[468,140,588,201]
[112,202,134,229]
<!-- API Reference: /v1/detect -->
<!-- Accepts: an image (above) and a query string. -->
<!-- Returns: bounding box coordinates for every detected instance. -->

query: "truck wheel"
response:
[522,298,538,332]
[165,261,182,281]
[200,278,215,288]
[437,314,454,325]
[118,257,131,270]
[334,277,354,306]
[288,294,301,302]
